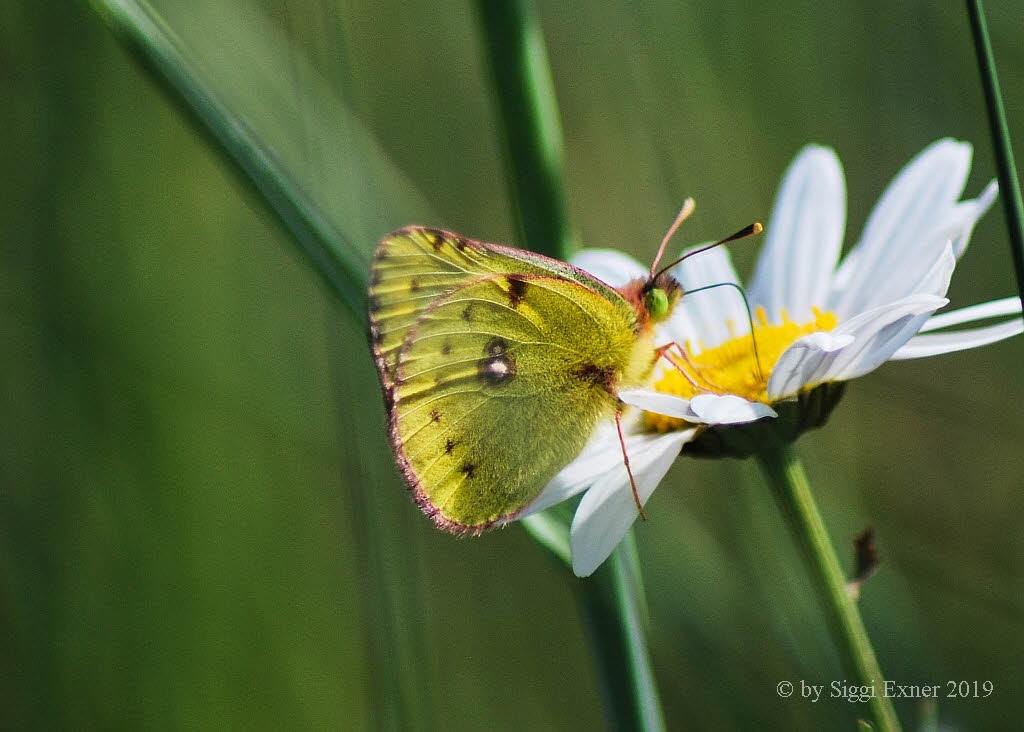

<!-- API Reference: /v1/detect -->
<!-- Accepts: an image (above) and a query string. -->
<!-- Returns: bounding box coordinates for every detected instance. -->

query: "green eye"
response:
[645,287,669,320]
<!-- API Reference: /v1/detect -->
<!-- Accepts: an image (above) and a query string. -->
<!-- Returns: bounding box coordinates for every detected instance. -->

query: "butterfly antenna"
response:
[653,222,763,280]
[650,198,696,275]
[683,282,766,384]
[615,409,647,521]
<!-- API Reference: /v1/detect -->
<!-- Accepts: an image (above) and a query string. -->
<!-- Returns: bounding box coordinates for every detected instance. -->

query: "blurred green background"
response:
[2,1,1022,730]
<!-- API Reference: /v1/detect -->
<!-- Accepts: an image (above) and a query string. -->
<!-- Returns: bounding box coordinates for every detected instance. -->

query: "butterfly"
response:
[367,203,759,534]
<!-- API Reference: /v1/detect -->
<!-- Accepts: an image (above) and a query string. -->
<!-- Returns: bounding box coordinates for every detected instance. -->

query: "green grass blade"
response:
[572,531,664,731]
[521,512,572,567]
[476,2,665,729]
[85,0,436,319]
[608,533,664,731]
[83,3,438,729]
[476,0,576,259]
[966,0,1024,314]
[85,0,368,313]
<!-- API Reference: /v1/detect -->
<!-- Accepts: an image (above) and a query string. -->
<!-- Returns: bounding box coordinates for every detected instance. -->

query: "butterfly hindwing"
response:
[392,275,640,531]
[368,228,645,532]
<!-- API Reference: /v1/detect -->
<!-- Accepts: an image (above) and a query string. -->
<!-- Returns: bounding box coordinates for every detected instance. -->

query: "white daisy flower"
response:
[530,138,1023,577]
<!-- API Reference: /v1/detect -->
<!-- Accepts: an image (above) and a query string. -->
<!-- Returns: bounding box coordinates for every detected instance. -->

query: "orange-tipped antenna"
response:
[650,198,696,275]
[653,221,763,280]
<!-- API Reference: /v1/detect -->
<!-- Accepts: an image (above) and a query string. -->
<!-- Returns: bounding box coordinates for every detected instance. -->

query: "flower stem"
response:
[966,0,1024,313]
[757,444,902,732]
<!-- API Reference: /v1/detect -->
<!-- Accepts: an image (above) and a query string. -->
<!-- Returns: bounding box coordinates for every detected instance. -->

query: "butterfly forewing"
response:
[368,228,646,533]
[368,227,626,386]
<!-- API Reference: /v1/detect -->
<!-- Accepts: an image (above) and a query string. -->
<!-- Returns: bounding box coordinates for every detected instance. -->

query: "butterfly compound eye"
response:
[645,287,670,321]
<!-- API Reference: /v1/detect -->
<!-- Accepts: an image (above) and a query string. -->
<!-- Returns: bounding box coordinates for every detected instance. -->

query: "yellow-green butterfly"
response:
[368,205,759,534]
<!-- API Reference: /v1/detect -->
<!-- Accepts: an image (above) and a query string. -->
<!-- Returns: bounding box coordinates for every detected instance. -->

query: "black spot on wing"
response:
[430,409,441,423]
[441,342,452,355]
[461,463,476,479]
[485,336,508,356]
[422,228,445,251]
[444,439,456,454]
[507,276,529,308]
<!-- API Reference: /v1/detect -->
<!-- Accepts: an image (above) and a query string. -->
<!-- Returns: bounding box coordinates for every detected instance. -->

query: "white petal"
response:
[864,241,958,307]
[920,295,1022,332]
[618,389,693,419]
[747,145,846,323]
[766,331,855,400]
[767,252,953,394]
[570,430,692,577]
[688,393,777,423]
[772,296,946,390]
[571,249,648,287]
[822,295,949,382]
[830,241,956,325]
[891,318,1024,359]
[838,187,993,313]
[945,180,998,259]
[618,389,775,424]
[830,139,972,316]
[519,423,621,518]
[671,246,746,351]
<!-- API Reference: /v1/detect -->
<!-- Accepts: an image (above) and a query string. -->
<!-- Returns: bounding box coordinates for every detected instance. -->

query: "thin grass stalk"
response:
[966,0,1024,314]
[476,2,665,729]
[576,533,665,732]
[757,444,901,732]
[476,0,575,258]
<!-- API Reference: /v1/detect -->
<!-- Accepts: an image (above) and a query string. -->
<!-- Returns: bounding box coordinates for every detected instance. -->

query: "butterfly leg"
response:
[652,342,701,390]
[654,341,728,394]
[615,407,647,521]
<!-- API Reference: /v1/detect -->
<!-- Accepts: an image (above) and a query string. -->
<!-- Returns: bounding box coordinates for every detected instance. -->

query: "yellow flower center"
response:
[644,306,837,432]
